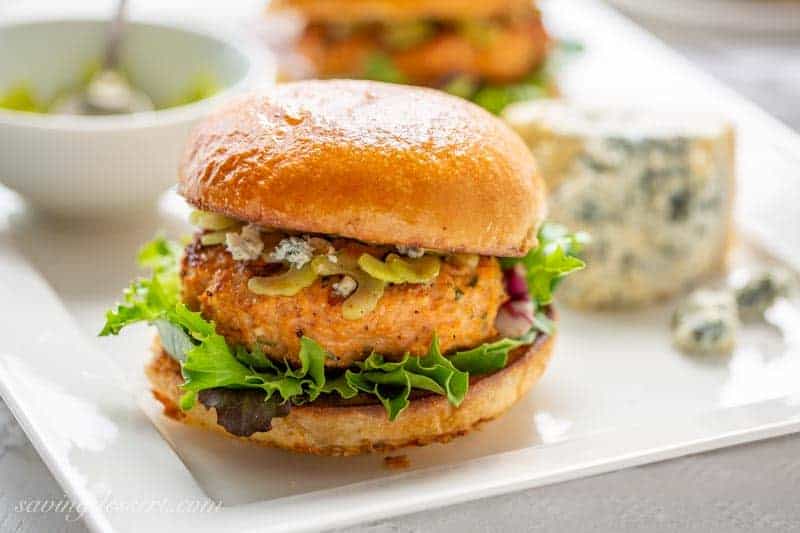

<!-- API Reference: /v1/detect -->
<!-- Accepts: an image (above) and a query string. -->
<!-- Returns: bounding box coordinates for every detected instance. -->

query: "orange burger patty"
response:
[181,238,507,368]
[296,11,549,86]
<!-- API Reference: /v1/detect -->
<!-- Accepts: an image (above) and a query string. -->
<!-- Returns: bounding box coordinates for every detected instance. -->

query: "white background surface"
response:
[2,2,800,532]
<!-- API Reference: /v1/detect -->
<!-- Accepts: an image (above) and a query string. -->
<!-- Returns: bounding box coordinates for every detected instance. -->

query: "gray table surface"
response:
[2,9,800,533]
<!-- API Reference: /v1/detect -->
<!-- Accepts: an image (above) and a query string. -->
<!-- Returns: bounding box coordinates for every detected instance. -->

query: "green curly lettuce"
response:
[338,334,469,420]
[176,311,326,411]
[500,222,588,306]
[98,238,326,410]
[99,236,182,336]
[449,328,539,375]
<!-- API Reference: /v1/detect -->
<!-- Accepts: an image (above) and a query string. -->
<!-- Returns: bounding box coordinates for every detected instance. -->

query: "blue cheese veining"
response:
[267,236,314,269]
[504,101,735,308]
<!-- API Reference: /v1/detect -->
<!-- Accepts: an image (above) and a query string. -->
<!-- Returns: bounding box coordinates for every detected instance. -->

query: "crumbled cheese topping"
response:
[225,224,264,261]
[396,245,424,258]
[268,236,314,269]
[332,275,357,298]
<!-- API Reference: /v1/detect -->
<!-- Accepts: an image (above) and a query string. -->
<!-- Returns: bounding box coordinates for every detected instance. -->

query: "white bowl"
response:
[0,19,263,218]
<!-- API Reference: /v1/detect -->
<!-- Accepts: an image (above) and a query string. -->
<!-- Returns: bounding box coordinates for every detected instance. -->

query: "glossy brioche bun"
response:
[146,329,554,456]
[179,80,546,257]
[270,0,533,23]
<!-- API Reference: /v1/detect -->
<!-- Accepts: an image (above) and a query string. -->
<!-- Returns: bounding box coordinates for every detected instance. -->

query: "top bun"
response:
[179,80,545,257]
[270,0,532,23]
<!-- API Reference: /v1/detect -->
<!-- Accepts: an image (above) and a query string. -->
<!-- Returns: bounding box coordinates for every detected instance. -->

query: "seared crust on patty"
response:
[146,326,554,455]
[181,237,506,367]
[178,80,546,258]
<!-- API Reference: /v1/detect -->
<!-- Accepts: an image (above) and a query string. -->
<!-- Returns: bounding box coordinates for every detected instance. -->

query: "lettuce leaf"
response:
[99,236,181,336]
[500,223,587,306]
[449,328,538,375]
[341,334,469,420]
[98,238,321,410]
[183,328,472,422]
[197,388,290,437]
[153,319,194,362]
[172,304,331,410]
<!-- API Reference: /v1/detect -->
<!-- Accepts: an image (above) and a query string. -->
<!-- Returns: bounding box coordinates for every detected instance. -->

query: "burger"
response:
[270,0,558,114]
[101,80,584,456]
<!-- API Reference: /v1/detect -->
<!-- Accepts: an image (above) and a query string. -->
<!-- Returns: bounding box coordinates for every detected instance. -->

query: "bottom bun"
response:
[146,331,555,456]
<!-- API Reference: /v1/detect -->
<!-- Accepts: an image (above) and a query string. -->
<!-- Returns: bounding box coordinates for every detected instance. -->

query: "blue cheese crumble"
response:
[332,275,357,298]
[396,245,424,258]
[734,268,796,322]
[224,224,264,261]
[672,289,739,355]
[267,236,314,269]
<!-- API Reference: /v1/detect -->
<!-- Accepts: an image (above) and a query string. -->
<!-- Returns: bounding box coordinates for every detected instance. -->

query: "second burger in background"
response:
[271,0,559,114]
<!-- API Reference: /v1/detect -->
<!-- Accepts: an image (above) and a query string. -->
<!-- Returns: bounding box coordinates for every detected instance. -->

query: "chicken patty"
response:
[181,238,507,368]
[296,10,549,86]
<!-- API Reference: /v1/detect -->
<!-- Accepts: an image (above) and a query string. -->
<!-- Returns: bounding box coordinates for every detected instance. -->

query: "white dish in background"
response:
[0,19,265,218]
[1,0,800,532]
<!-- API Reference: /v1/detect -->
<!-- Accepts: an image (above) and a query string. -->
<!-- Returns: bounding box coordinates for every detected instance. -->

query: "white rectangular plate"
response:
[1,1,800,532]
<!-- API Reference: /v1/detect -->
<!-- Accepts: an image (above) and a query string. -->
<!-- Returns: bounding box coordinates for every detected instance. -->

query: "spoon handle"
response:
[104,0,129,70]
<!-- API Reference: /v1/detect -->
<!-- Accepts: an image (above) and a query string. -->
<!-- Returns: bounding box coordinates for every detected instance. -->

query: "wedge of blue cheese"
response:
[504,101,735,308]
